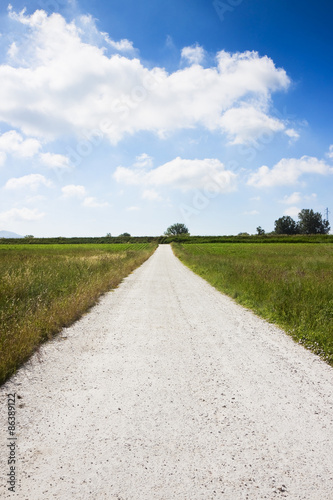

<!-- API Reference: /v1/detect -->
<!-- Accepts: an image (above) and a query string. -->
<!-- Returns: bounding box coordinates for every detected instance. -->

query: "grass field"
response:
[173,242,333,366]
[0,243,156,385]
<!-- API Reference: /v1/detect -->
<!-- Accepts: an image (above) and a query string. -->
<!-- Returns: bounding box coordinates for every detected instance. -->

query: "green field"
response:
[173,242,333,366]
[0,243,156,384]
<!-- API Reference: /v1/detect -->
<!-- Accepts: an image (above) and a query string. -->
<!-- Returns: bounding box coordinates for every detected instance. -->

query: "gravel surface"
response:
[1,244,333,499]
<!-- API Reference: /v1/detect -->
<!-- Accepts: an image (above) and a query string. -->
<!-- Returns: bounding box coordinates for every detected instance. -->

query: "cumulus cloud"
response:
[0,8,291,145]
[326,145,333,159]
[283,206,301,218]
[61,184,86,198]
[244,210,259,215]
[248,156,333,188]
[4,174,52,190]
[76,13,135,53]
[181,45,205,65]
[0,130,41,159]
[0,130,69,169]
[39,152,71,170]
[279,192,302,205]
[61,185,108,207]
[0,207,45,223]
[133,153,154,169]
[82,196,109,208]
[102,33,134,52]
[280,191,317,205]
[219,105,285,145]
[126,206,140,211]
[7,42,18,59]
[114,157,237,193]
[285,128,300,142]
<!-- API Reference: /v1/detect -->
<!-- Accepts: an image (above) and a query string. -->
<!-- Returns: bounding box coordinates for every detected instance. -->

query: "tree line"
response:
[257,209,330,235]
[274,209,330,235]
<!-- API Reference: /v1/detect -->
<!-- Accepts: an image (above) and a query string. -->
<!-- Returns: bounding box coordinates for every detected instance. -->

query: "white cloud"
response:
[0,9,291,146]
[219,105,285,145]
[82,196,109,208]
[4,174,52,190]
[326,145,333,159]
[181,45,205,65]
[126,206,140,211]
[165,35,176,50]
[248,156,333,188]
[0,130,41,159]
[244,210,259,215]
[285,128,300,142]
[0,131,69,170]
[114,157,237,193]
[283,206,301,218]
[39,153,71,170]
[61,185,108,207]
[142,189,162,201]
[7,42,18,59]
[102,33,134,52]
[133,153,153,169]
[0,207,45,223]
[305,193,317,201]
[279,192,302,205]
[76,13,135,53]
[61,184,86,198]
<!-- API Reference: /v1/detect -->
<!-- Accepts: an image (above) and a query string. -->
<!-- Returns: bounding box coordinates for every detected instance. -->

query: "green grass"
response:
[0,243,156,385]
[173,242,333,366]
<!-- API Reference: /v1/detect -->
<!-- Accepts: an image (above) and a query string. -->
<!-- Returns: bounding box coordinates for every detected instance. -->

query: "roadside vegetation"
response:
[173,242,333,366]
[0,243,156,385]
[1,233,333,245]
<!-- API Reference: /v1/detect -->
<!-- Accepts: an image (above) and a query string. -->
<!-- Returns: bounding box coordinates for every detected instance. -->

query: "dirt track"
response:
[1,244,333,499]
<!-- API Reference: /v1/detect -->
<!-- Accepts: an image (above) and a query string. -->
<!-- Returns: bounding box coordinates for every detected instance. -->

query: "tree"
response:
[164,223,189,236]
[119,232,131,237]
[274,216,299,235]
[256,226,265,235]
[298,209,330,234]
[106,233,112,237]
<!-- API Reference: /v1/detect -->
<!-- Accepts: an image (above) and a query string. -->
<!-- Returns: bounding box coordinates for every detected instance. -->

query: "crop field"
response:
[0,243,156,384]
[173,242,333,366]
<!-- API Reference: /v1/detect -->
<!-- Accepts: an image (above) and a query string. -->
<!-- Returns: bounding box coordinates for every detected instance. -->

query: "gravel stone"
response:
[1,245,333,499]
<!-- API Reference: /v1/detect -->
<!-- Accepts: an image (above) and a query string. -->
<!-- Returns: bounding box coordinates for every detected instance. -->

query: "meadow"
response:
[0,243,156,384]
[173,242,333,366]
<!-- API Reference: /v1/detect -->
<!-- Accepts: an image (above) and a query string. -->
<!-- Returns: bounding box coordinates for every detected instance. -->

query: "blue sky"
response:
[0,0,332,236]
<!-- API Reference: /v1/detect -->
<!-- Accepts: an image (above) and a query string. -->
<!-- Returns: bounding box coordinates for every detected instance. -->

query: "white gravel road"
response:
[1,244,333,499]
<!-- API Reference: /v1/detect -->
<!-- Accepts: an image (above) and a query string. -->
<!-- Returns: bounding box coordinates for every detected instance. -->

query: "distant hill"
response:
[0,230,23,238]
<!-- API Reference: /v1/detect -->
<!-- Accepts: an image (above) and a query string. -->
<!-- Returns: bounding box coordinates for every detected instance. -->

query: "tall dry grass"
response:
[0,243,156,384]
